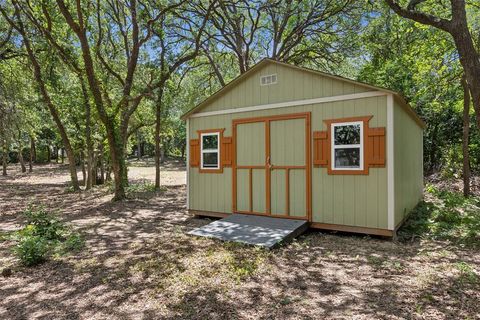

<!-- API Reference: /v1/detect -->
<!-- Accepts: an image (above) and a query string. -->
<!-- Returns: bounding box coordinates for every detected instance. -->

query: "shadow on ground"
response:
[0,163,479,319]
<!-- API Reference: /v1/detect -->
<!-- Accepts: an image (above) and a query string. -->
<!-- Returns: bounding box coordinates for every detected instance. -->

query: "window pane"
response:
[202,134,218,149]
[334,124,361,145]
[334,148,360,168]
[202,152,218,168]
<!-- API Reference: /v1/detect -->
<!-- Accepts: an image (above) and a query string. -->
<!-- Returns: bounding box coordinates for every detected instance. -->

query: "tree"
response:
[384,0,480,129]
[51,0,214,199]
[0,3,80,189]
[461,75,471,196]
[149,3,213,189]
[205,0,362,78]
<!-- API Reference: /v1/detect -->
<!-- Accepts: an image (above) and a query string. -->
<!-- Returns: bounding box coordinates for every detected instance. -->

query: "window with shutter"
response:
[320,116,385,175]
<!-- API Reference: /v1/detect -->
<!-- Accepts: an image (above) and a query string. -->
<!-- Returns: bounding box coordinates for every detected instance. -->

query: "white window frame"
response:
[331,121,364,171]
[200,132,220,170]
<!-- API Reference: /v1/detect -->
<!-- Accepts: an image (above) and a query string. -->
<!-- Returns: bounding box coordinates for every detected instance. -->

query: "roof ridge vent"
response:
[260,74,277,86]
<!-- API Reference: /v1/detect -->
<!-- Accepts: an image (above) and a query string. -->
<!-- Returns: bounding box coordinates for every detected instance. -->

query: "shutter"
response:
[313,131,328,167]
[367,127,385,167]
[189,139,200,167]
[221,137,233,166]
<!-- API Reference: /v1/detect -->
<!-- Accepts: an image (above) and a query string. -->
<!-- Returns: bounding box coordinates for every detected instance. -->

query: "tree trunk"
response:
[2,139,7,176]
[47,145,51,163]
[99,143,105,184]
[137,130,141,161]
[30,136,36,163]
[92,148,97,186]
[102,130,126,200]
[451,30,480,131]
[81,80,94,190]
[18,146,26,173]
[61,148,65,163]
[155,88,164,190]
[29,136,34,172]
[461,76,471,197]
[81,152,86,186]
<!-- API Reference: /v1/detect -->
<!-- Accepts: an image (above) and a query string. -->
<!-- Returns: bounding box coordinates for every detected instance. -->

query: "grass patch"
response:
[454,261,478,285]
[126,180,157,193]
[399,185,480,247]
[106,179,167,197]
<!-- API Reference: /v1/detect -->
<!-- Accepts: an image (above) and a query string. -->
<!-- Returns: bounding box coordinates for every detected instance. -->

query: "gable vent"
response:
[260,74,277,86]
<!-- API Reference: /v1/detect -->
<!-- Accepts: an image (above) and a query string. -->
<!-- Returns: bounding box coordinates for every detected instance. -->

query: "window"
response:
[260,74,277,86]
[201,132,220,169]
[331,121,363,170]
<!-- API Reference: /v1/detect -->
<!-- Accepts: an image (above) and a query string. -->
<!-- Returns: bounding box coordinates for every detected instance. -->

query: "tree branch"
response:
[384,0,452,32]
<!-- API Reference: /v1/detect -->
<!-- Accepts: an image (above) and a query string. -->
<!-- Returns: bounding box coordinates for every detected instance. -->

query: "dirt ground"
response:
[0,162,479,319]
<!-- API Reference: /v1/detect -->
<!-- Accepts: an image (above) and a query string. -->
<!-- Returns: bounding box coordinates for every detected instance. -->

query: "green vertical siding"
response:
[199,63,371,113]
[394,100,423,226]
[290,170,306,217]
[271,169,286,215]
[270,118,305,166]
[236,122,265,166]
[252,169,266,212]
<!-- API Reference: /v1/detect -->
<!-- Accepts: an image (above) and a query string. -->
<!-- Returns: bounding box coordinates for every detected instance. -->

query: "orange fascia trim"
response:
[324,116,372,175]
[197,128,225,174]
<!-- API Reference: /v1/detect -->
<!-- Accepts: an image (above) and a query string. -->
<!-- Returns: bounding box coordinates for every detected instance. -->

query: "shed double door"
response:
[232,112,311,220]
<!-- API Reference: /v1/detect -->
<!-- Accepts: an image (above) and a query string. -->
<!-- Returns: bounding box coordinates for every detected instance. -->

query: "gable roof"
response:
[181,59,425,128]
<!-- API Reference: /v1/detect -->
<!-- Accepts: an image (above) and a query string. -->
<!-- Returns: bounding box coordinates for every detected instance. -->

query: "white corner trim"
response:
[387,94,395,230]
[186,118,190,210]
[189,91,388,118]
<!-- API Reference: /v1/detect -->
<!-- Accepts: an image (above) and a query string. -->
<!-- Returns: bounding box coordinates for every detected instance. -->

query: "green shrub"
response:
[12,204,84,266]
[23,205,65,240]
[399,189,480,247]
[14,235,49,266]
[61,233,85,253]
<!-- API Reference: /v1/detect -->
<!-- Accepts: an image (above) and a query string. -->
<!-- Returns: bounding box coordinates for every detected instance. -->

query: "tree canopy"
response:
[0,0,478,198]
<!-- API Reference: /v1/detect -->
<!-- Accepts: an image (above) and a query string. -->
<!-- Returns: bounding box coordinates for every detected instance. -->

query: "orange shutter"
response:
[367,127,386,167]
[189,139,200,167]
[313,131,328,167]
[221,137,233,166]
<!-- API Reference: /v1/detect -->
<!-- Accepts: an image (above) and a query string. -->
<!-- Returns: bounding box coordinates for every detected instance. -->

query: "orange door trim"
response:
[232,112,312,221]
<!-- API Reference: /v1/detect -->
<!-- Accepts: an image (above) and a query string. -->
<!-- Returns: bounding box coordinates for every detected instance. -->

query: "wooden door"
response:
[233,112,311,220]
[233,120,267,214]
[269,116,309,219]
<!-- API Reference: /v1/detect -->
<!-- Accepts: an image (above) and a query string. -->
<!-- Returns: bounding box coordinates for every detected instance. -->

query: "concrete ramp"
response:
[188,214,308,249]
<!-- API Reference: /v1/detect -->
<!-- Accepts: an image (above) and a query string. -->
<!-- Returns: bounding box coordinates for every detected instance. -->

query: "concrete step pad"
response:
[188,214,308,249]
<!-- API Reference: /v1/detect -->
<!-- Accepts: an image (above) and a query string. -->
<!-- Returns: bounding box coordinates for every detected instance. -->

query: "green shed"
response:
[181,59,424,237]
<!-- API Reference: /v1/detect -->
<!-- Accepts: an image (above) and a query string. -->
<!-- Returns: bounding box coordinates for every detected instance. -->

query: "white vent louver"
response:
[260,74,277,86]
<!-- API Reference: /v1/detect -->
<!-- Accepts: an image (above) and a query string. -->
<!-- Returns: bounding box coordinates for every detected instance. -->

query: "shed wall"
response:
[393,99,424,227]
[188,94,389,230]
[199,63,371,113]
